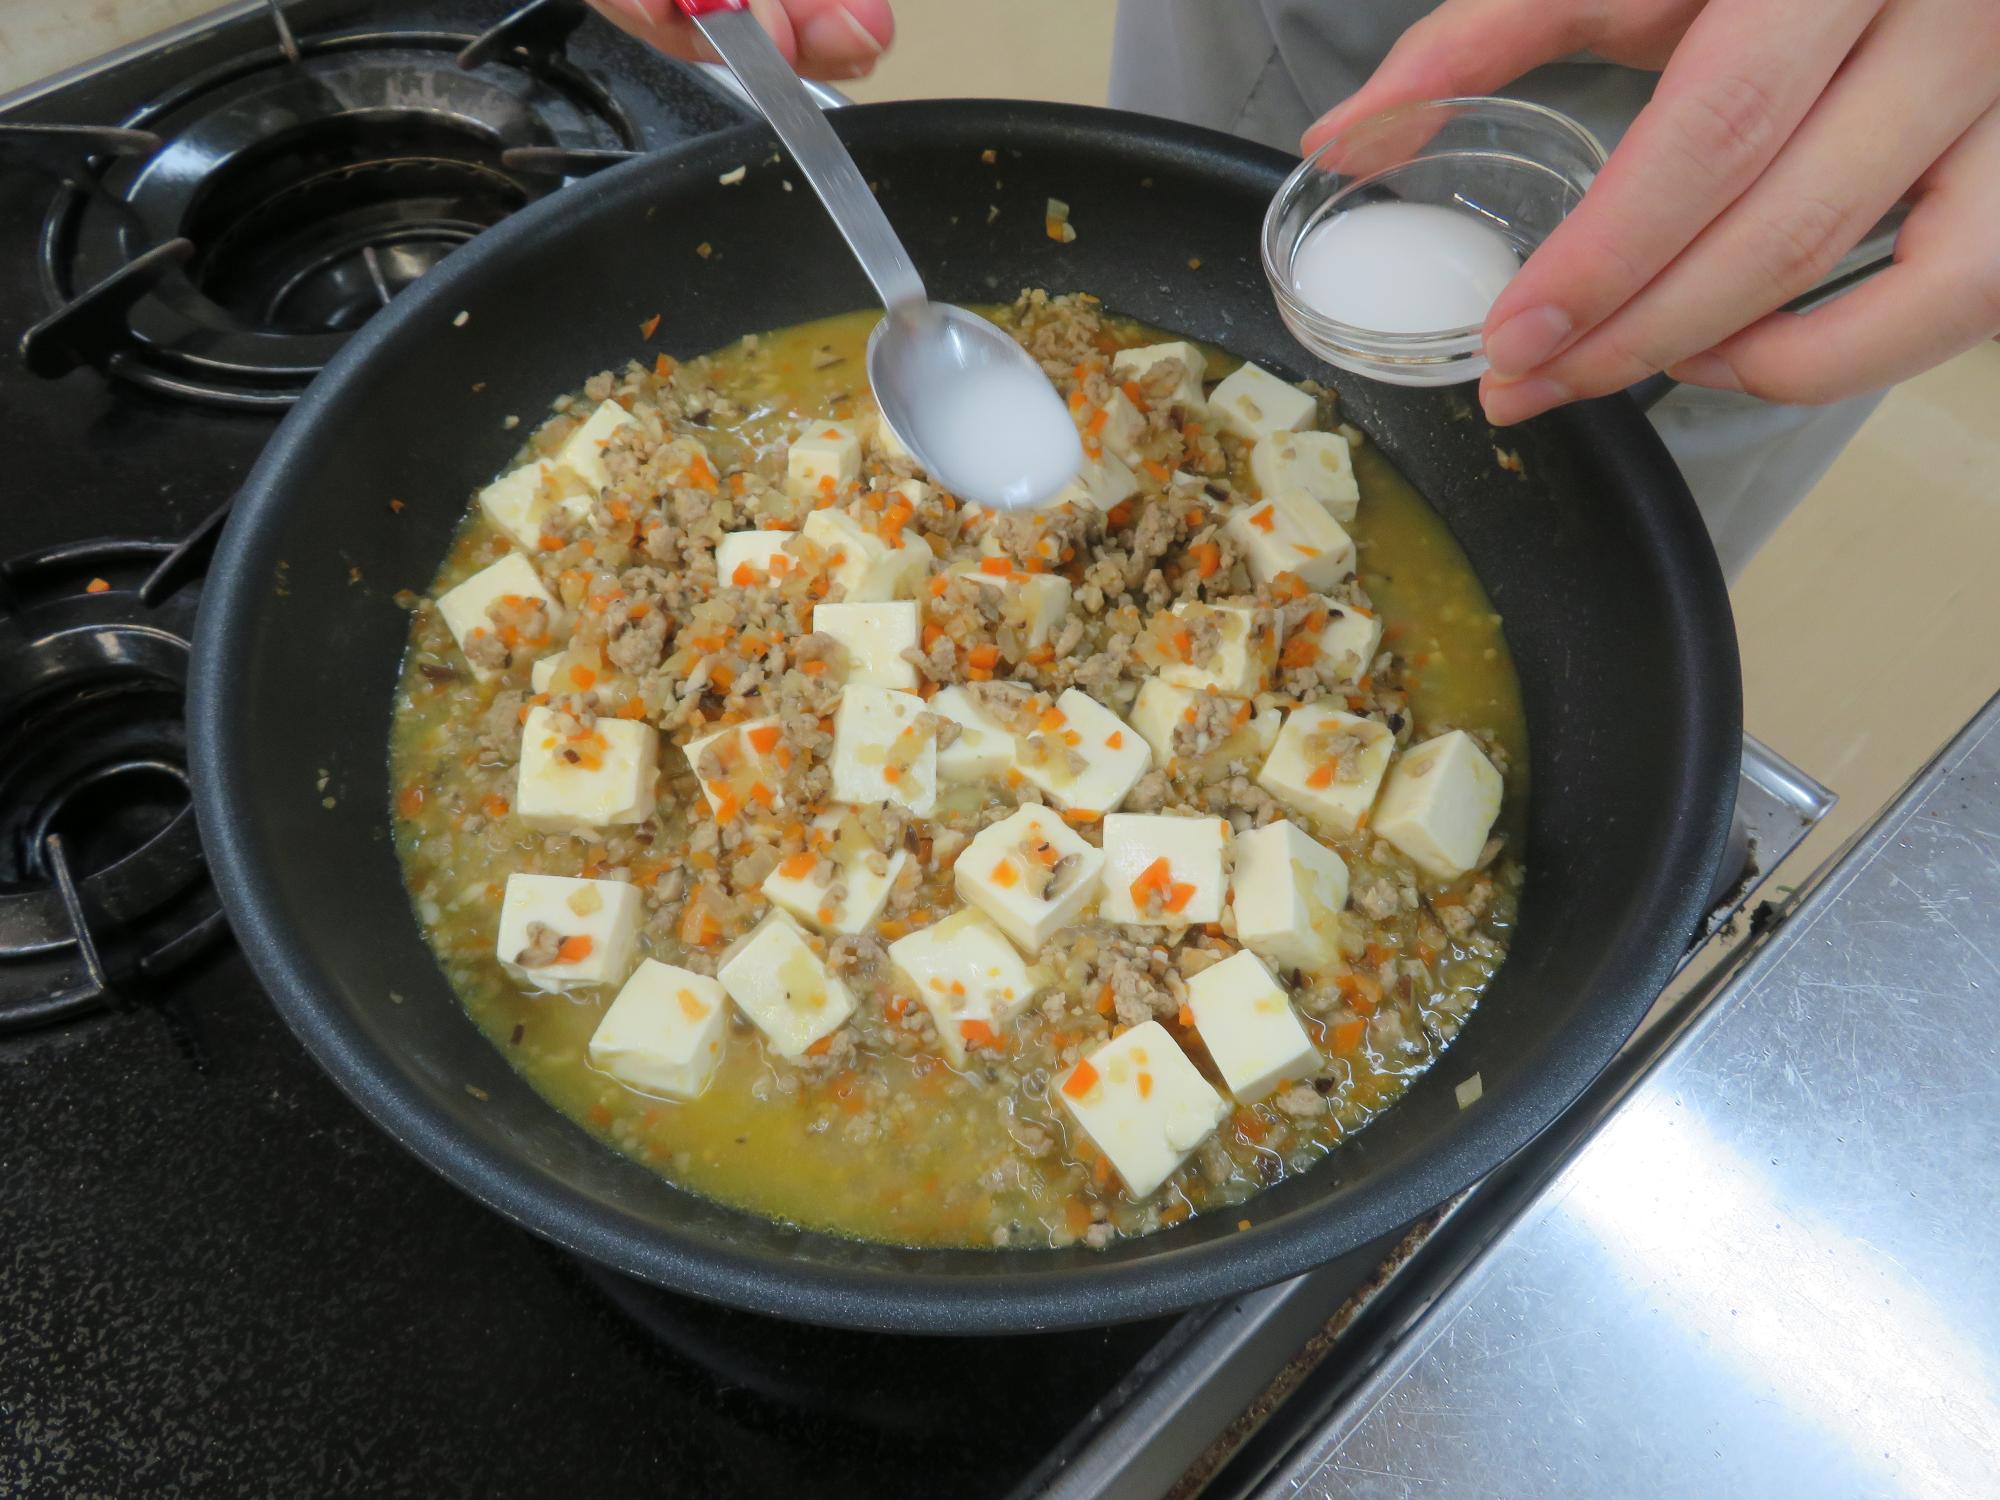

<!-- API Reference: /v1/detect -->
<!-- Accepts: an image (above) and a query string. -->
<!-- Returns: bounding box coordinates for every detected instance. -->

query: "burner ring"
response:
[0,624,203,952]
[36,29,639,410]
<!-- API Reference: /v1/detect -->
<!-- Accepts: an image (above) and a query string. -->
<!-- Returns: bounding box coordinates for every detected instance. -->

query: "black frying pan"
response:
[188,100,1740,1333]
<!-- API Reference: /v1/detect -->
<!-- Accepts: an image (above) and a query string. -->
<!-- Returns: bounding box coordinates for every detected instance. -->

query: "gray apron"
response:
[1109,0,1883,580]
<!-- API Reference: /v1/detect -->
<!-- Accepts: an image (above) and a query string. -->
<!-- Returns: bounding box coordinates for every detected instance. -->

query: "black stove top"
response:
[0,6,1186,1493]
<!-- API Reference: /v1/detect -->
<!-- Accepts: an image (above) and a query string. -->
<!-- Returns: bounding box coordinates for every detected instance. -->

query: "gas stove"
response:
[0,8,1834,1497]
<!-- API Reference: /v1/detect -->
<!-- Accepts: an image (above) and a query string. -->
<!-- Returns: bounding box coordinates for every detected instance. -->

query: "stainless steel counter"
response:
[1259,693,2000,1500]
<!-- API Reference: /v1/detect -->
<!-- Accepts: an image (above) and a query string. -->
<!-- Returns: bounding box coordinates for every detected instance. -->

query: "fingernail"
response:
[1666,353,1742,392]
[1480,375,1569,426]
[1484,305,1572,379]
[801,4,884,63]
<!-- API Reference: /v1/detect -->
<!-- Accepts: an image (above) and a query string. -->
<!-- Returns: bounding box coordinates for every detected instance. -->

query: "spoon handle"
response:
[679,0,927,317]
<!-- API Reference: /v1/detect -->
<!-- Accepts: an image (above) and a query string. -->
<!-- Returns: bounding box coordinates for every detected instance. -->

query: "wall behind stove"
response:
[0,0,225,94]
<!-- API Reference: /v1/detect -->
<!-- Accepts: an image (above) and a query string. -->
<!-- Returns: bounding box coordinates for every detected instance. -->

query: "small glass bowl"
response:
[1262,96,1606,387]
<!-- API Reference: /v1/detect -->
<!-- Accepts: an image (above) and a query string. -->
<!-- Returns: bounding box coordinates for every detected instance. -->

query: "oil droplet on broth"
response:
[1292,201,1522,334]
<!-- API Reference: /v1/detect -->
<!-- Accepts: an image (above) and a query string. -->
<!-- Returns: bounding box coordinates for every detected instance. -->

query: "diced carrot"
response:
[978,555,1013,576]
[779,851,817,879]
[1279,634,1319,669]
[1177,1004,1194,1029]
[1332,1017,1367,1055]
[1062,1060,1100,1098]
[481,794,510,819]
[711,664,735,691]
[801,660,828,675]
[1269,571,1308,602]
[1064,1199,1094,1235]
[396,785,425,818]
[556,935,594,963]
[1247,504,1275,532]
[1128,856,1173,910]
[882,765,902,785]
[730,561,759,587]
[966,644,1001,670]
[991,859,1018,887]
[960,1019,1000,1051]
[806,1035,833,1057]
[1135,1071,1154,1099]
[1104,501,1133,529]
[1038,705,1067,731]
[1141,458,1171,484]
[1086,407,1109,437]
[1233,1107,1268,1143]
[1305,763,1337,788]
[567,664,596,690]
[1170,627,1194,663]
[1095,984,1114,1015]
[1192,542,1220,578]
[1163,881,1197,914]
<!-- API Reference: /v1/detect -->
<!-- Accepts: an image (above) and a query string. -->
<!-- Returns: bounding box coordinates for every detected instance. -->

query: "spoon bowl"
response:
[867,305,1083,511]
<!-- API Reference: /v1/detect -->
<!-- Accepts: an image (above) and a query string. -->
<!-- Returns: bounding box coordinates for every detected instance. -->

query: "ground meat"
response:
[510,922,563,969]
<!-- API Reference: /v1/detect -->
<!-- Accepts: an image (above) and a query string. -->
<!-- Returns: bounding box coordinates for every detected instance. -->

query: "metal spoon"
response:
[676,0,1082,509]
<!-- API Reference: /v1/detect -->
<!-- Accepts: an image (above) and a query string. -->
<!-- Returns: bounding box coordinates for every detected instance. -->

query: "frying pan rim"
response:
[189,98,1740,1334]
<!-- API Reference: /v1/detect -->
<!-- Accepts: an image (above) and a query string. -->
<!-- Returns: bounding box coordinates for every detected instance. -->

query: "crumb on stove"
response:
[718,165,747,186]
[452,310,469,327]
[696,242,714,259]
[1494,447,1524,474]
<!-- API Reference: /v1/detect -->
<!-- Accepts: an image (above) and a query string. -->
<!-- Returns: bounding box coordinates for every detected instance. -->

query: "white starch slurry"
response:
[1293,202,1522,335]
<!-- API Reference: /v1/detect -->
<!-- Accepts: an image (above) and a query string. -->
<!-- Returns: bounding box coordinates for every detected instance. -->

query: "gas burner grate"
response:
[0,507,232,1033]
[19,1,640,411]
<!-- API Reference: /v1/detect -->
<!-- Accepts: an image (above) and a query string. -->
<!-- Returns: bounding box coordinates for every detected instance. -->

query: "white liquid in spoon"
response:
[1292,201,1522,334]
[874,308,1081,510]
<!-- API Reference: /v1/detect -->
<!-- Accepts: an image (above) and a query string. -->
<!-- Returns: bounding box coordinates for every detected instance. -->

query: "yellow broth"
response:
[389,302,1526,1249]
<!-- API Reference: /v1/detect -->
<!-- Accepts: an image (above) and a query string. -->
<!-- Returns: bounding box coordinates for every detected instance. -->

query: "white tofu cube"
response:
[435,552,559,682]
[1083,387,1147,463]
[682,716,786,818]
[1013,688,1150,816]
[516,706,658,831]
[801,508,933,602]
[786,419,862,497]
[1257,704,1396,834]
[758,812,910,935]
[496,873,643,992]
[1306,598,1382,683]
[1251,430,1360,523]
[530,654,558,694]
[968,567,1072,649]
[1098,813,1231,926]
[1052,449,1140,512]
[1227,819,1350,973]
[1112,341,1207,411]
[1209,361,1317,443]
[1373,730,1505,880]
[888,908,1039,1067]
[1225,493,1356,592]
[829,685,937,815]
[954,806,1105,954]
[814,600,920,689]
[1158,601,1276,697]
[716,911,855,1059]
[1057,1021,1226,1199]
[929,684,1017,783]
[874,411,919,468]
[588,961,730,1100]
[1186,950,1320,1101]
[477,461,562,551]
[555,400,640,494]
[1129,677,1279,768]
[716,530,799,586]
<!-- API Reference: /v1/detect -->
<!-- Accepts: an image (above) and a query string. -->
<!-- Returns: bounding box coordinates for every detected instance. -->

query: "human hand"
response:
[586,0,894,81]
[1305,0,2000,423]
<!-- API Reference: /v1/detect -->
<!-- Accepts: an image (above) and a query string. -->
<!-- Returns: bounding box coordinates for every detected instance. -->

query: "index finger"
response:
[1482,0,1878,377]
